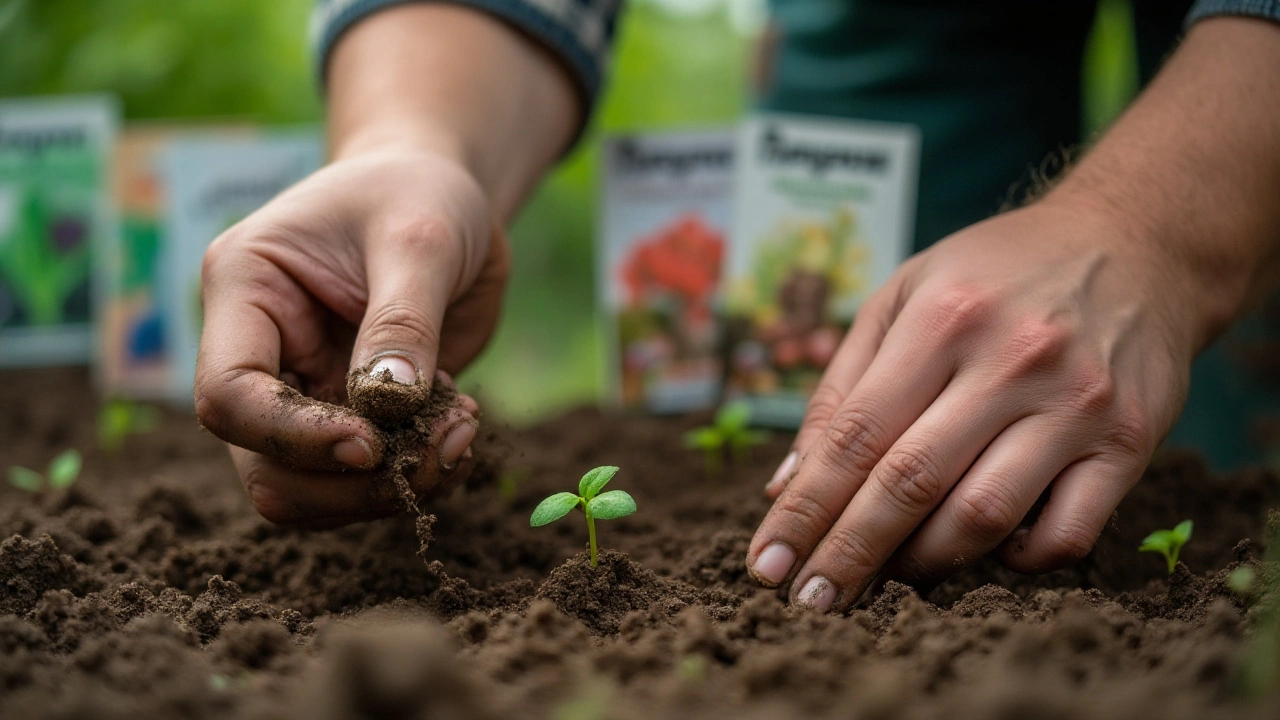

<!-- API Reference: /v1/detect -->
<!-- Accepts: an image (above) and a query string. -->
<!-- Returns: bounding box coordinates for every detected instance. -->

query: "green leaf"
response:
[1138,530,1174,554]
[530,492,580,527]
[714,401,751,433]
[578,465,619,501]
[47,449,82,489]
[1172,519,1193,544]
[683,427,722,450]
[588,490,636,520]
[8,466,42,492]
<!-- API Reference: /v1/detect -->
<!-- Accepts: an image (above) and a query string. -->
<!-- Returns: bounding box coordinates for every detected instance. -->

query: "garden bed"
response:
[1,367,1278,719]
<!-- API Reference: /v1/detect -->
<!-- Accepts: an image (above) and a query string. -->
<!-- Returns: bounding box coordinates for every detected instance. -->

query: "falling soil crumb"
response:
[2,368,1280,720]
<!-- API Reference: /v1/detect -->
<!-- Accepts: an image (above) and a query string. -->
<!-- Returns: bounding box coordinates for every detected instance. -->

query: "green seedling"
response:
[1228,566,1257,594]
[98,399,161,451]
[8,448,82,492]
[497,468,528,505]
[530,465,636,567]
[1138,519,1193,574]
[683,401,769,476]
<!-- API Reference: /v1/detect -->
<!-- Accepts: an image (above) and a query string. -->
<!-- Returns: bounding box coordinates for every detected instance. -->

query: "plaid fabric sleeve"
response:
[311,0,622,114]
[1186,0,1280,27]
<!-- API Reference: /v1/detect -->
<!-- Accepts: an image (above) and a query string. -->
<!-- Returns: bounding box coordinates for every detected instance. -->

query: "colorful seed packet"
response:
[723,113,920,428]
[0,95,118,367]
[99,125,251,399]
[160,132,323,403]
[598,130,736,413]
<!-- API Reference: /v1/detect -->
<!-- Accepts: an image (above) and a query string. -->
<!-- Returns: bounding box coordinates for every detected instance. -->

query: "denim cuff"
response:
[311,0,618,120]
[1185,0,1280,29]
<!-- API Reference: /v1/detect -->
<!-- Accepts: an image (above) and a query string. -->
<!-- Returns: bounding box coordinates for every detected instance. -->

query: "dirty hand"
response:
[194,149,508,527]
[746,199,1197,610]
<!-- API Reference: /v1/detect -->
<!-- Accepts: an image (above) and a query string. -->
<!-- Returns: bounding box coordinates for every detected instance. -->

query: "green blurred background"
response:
[0,0,1139,425]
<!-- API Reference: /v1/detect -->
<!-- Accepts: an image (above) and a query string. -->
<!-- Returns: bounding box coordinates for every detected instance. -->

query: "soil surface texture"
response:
[1,367,1278,719]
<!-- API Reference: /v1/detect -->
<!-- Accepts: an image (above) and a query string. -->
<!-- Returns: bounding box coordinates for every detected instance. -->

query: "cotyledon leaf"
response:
[530,492,580,527]
[588,490,637,520]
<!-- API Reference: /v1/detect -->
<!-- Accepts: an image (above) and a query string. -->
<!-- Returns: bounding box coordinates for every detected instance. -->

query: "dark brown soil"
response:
[2,367,1279,719]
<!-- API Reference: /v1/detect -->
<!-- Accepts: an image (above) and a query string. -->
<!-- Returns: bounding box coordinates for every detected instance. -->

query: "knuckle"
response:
[804,384,845,429]
[773,491,839,541]
[363,301,441,351]
[875,445,945,512]
[925,284,996,339]
[821,408,887,477]
[1066,363,1117,416]
[953,481,1022,538]
[1106,405,1152,457]
[818,526,880,572]
[1000,320,1072,379]
[384,215,454,257]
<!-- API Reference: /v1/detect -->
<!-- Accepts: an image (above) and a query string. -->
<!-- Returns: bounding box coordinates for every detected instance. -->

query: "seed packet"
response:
[0,95,118,366]
[598,130,735,413]
[160,132,323,403]
[99,125,250,399]
[724,113,920,428]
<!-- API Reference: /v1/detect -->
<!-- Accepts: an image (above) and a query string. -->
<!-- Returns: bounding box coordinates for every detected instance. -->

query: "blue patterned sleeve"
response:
[1186,0,1280,27]
[311,0,622,115]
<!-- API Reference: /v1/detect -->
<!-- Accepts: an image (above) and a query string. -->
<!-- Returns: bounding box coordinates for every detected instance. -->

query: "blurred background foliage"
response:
[0,0,1138,424]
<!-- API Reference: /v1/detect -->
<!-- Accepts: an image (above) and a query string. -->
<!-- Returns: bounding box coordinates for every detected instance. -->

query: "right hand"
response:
[194,149,509,528]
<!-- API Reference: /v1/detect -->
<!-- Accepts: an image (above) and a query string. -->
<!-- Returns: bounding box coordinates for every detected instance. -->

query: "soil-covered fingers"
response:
[883,416,1081,585]
[778,374,1028,611]
[999,455,1144,573]
[196,250,384,473]
[745,306,960,593]
[765,280,903,500]
[230,403,480,527]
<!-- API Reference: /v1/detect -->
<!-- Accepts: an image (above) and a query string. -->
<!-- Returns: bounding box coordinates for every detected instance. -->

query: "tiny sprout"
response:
[8,449,82,492]
[683,401,769,476]
[1228,566,1257,594]
[1138,519,1193,575]
[98,399,161,451]
[530,465,636,567]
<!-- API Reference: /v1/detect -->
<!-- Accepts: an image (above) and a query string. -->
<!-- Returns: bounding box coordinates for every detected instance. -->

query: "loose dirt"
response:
[1,367,1278,719]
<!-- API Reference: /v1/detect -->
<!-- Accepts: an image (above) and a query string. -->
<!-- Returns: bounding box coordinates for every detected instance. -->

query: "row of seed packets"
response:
[0,95,322,402]
[599,114,920,427]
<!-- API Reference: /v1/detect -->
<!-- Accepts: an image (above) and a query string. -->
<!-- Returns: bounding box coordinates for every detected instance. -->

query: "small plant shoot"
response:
[98,399,161,451]
[8,448,82,492]
[683,401,769,476]
[530,465,636,567]
[1139,519,1193,575]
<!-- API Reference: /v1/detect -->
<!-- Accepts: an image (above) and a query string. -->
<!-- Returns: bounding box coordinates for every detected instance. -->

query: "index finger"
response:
[195,247,383,472]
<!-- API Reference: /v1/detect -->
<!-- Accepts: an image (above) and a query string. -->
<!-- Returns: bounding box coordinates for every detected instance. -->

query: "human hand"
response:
[746,198,1198,610]
[194,149,508,527]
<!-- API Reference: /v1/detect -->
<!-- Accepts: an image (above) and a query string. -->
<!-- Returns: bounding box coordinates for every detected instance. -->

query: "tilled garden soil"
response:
[2,367,1279,719]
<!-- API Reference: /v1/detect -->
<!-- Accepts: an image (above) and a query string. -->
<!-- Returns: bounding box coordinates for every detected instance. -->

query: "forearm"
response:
[1049,17,1280,352]
[327,4,582,219]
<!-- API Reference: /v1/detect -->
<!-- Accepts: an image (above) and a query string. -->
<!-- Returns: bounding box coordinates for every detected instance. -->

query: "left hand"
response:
[745,196,1199,611]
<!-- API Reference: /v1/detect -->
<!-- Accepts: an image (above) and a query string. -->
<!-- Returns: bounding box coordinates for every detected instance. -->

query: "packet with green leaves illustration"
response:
[0,95,118,366]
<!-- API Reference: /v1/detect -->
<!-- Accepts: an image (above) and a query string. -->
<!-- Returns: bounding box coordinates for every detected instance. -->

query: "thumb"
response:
[351,221,475,388]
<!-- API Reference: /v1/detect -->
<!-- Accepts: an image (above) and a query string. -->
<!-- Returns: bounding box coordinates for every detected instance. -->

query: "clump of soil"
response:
[346,365,461,519]
[2,367,1280,720]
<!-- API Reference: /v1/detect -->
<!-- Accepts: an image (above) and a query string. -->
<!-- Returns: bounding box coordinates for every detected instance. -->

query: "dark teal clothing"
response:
[762,0,1278,469]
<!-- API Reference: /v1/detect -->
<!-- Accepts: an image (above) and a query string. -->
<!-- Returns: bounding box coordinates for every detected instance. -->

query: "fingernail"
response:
[751,542,796,587]
[370,355,417,385]
[439,421,477,470]
[1006,527,1031,554]
[765,451,798,492]
[332,437,373,469]
[795,575,837,612]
